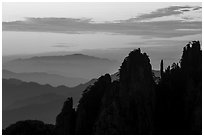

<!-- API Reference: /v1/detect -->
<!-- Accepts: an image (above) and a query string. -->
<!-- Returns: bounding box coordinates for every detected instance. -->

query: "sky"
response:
[2,2,202,22]
[2,2,202,69]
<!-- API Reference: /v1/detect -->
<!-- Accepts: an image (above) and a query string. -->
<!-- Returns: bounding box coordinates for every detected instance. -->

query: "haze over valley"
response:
[2,2,202,135]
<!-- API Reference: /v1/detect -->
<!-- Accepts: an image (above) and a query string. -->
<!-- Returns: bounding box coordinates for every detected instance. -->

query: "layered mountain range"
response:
[2,69,88,87]
[2,78,96,129]
[3,41,202,135]
[3,54,119,79]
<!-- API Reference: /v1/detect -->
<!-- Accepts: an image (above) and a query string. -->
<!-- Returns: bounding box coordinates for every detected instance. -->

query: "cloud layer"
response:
[3,5,202,38]
[52,43,78,49]
[128,5,201,21]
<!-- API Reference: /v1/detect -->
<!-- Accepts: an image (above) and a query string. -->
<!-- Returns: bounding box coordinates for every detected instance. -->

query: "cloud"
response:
[193,7,202,11]
[52,45,72,48]
[181,9,190,12]
[128,5,201,21]
[128,40,191,47]
[52,43,77,48]
[3,16,202,38]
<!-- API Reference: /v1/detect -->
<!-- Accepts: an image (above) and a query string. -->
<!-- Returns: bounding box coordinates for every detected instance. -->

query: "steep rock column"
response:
[93,81,121,134]
[119,48,155,134]
[55,97,76,135]
[75,74,112,134]
[160,59,164,79]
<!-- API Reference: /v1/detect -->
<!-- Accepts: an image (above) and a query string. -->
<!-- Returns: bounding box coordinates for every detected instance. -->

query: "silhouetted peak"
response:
[75,73,112,134]
[78,73,112,106]
[160,60,164,78]
[55,97,75,134]
[183,41,201,54]
[180,41,202,71]
[120,48,150,70]
[97,73,111,84]
[117,48,155,134]
[61,97,73,112]
[119,48,153,86]
[156,41,202,134]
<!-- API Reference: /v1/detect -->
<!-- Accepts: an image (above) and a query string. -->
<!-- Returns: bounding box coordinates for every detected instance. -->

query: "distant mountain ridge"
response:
[3,78,95,109]
[3,69,88,87]
[2,77,96,128]
[2,65,160,129]
[26,54,113,61]
[3,53,119,79]
[3,41,202,135]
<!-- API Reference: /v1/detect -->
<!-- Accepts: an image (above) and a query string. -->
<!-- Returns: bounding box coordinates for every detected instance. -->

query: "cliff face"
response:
[119,49,155,134]
[75,74,112,134]
[55,97,76,134]
[56,43,201,135]
[155,41,202,134]
[93,49,155,134]
[93,80,121,134]
[181,41,202,134]
[41,48,158,134]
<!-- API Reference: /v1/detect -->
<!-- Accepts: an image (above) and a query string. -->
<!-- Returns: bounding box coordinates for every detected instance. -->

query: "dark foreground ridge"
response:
[3,41,202,135]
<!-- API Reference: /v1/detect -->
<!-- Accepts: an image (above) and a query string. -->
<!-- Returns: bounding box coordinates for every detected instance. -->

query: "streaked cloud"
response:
[52,43,78,48]
[127,5,201,21]
[52,45,73,48]
[128,40,188,46]
[193,7,202,11]
[2,5,202,38]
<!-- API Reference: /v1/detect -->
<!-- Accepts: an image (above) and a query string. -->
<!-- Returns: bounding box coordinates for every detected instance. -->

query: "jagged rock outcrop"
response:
[160,59,164,78]
[93,48,155,134]
[75,74,112,134]
[55,97,76,134]
[181,41,202,134]
[3,41,201,135]
[93,80,121,134]
[155,41,202,134]
[119,49,155,134]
